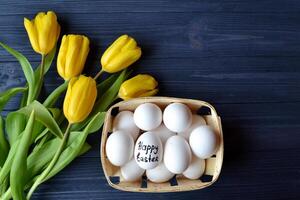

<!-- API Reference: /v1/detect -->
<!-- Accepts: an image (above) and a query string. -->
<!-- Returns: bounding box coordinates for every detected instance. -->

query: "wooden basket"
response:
[100,97,224,192]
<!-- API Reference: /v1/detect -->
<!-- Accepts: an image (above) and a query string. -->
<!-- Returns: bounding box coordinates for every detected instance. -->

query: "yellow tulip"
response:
[118,74,158,100]
[101,35,142,73]
[24,11,60,55]
[63,75,97,123]
[57,35,90,80]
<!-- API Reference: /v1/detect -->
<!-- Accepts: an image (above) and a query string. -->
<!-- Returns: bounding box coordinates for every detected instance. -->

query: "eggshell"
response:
[189,125,219,159]
[163,103,192,132]
[164,135,192,174]
[134,103,162,131]
[106,130,134,166]
[113,111,140,140]
[183,156,205,179]
[146,162,174,183]
[178,115,206,140]
[121,159,145,181]
[151,124,175,145]
[134,132,163,169]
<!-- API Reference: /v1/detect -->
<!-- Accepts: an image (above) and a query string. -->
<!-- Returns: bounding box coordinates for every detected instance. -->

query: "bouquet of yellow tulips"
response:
[0,11,158,200]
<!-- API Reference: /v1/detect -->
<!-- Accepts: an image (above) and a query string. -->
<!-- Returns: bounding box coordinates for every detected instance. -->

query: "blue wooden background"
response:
[1,0,300,199]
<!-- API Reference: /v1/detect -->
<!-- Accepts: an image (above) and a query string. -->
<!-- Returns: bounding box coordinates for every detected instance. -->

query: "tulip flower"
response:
[95,35,141,79]
[63,75,97,124]
[118,74,158,100]
[24,11,60,55]
[24,11,61,104]
[57,34,90,80]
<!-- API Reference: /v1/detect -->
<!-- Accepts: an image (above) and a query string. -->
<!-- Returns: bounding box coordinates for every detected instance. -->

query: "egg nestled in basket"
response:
[101,97,223,192]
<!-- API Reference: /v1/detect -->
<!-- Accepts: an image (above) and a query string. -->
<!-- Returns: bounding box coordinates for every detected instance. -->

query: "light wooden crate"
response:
[100,97,224,192]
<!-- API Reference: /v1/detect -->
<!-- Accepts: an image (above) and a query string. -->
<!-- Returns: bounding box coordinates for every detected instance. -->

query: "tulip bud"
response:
[118,74,158,100]
[24,11,60,55]
[57,35,90,80]
[101,35,142,73]
[63,75,97,123]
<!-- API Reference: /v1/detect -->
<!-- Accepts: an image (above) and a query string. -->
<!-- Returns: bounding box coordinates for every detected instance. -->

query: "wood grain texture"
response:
[0,0,300,199]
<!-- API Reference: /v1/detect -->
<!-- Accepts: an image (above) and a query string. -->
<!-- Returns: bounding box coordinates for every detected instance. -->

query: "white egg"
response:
[163,103,192,132]
[164,135,192,174]
[146,162,174,183]
[121,159,145,182]
[183,156,205,179]
[151,124,175,145]
[106,130,134,166]
[134,103,162,131]
[113,111,140,140]
[178,115,206,140]
[134,132,163,169]
[189,125,219,159]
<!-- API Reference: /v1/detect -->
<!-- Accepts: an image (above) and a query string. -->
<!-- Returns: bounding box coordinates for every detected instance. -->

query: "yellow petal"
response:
[139,89,159,97]
[57,35,69,79]
[118,74,158,100]
[121,37,137,51]
[24,18,40,53]
[65,35,83,78]
[105,48,141,73]
[63,77,78,122]
[44,11,59,53]
[101,35,129,67]
[35,12,49,54]
[75,36,90,76]
[63,76,97,123]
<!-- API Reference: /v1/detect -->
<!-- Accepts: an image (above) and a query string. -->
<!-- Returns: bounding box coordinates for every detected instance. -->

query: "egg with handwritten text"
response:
[134,132,163,170]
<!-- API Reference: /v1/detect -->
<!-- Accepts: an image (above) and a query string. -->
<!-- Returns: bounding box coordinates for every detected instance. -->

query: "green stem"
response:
[26,123,72,199]
[93,69,104,80]
[28,54,45,105]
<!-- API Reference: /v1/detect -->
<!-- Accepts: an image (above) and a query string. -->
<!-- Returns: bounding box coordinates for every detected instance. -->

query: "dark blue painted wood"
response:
[0,0,300,199]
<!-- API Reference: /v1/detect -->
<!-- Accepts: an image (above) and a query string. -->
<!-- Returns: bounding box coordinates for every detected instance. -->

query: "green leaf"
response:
[94,69,130,112]
[26,131,94,184]
[17,101,63,139]
[30,108,61,144]
[0,140,19,187]
[19,89,28,108]
[0,87,27,112]
[26,133,71,183]
[0,141,91,200]
[44,112,105,181]
[5,112,26,146]
[79,142,91,156]
[10,111,34,200]
[43,81,68,108]
[48,108,62,120]
[1,111,101,200]
[0,42,35,106]
[33,110,64,150]
[0,111,103,198]
[0,116,9,167]
[96,73,119,98]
